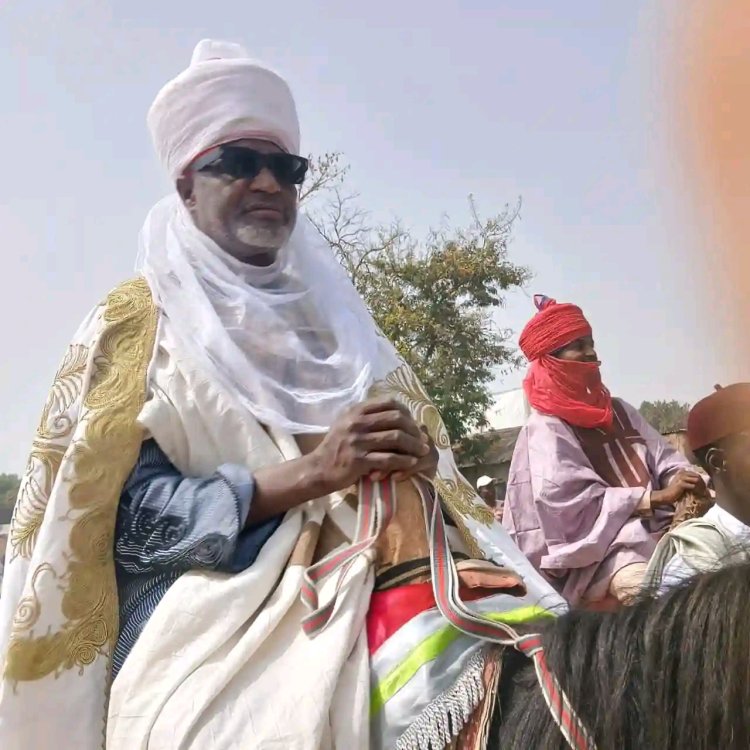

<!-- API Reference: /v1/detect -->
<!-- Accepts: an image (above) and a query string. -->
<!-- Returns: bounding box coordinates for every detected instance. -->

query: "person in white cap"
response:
[477,475,505,523]
[0,41,561,750]
[476,475,495,503]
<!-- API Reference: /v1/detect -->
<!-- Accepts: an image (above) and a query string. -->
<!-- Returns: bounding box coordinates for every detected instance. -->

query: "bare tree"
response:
[301,153,529,442]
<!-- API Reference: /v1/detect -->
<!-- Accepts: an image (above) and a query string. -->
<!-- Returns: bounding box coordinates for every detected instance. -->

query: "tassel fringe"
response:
[396,648,486,750]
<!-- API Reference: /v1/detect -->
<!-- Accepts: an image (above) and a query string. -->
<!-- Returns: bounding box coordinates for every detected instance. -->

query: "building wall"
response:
[485,389,530,430]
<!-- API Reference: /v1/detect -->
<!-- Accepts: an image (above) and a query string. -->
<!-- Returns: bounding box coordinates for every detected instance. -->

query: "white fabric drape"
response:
[107,322,564,750]
[136,195,395,435]
[108,322,374,750]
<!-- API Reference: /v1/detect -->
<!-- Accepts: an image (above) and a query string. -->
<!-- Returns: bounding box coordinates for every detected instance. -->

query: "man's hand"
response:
[651,469,707,508]
[390,426,439,483]
[307,398,431,496]
[250,399,434,524]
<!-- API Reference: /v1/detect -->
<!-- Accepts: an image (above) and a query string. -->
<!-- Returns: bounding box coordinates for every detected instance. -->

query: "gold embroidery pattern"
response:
[10,345,89,560]
[374,364,492,559]
[373,366,452,450]
[5,278,158,683]
[432,473,495,527]
[11,563,56,633]
[434,473,491,558]
[38,344,89,440]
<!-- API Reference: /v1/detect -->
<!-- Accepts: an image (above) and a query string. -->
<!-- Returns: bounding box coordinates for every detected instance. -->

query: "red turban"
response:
[519,295,613,430]
[687,383,750,451]
[519,295,592,359]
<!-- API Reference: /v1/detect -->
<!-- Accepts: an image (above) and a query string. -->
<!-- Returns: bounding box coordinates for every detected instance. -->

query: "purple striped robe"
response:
[503,399,689,604]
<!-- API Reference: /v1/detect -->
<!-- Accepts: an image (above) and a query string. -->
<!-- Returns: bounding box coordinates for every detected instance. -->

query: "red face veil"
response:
[519,295,613,430]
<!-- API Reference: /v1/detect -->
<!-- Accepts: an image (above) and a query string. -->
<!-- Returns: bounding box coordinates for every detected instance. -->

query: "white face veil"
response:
[139,40,397,433]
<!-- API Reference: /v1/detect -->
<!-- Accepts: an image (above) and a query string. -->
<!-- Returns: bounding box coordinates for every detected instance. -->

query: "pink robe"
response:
[503,399,689,605]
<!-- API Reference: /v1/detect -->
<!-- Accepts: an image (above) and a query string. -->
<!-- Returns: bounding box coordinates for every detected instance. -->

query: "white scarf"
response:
[136,195,395,434]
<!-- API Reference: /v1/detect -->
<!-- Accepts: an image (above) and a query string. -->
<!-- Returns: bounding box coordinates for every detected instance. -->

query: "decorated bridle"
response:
[300,476,595,750]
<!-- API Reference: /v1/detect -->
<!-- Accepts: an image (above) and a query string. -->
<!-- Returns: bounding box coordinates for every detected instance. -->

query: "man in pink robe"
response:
[503,295,704,606]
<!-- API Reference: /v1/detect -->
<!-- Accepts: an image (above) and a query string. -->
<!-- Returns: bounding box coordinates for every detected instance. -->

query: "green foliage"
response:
[0,473,20,508]
[639,400,690,433]
[304,154,530,442]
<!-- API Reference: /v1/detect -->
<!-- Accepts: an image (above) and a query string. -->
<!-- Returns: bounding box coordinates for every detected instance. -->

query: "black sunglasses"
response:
[192,145,309,186]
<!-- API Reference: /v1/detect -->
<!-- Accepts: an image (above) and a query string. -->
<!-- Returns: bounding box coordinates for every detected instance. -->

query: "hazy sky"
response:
[0,0,718,472]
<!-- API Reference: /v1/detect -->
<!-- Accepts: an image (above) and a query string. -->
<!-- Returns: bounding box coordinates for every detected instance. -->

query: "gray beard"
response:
[235,222,292,254]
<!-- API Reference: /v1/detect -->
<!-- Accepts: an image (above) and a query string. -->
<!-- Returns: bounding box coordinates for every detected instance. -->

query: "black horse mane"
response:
[493,561,750,749]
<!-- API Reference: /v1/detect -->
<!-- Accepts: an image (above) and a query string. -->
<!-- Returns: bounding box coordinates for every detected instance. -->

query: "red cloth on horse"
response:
[366,582,490,656]
[519,295,613,430]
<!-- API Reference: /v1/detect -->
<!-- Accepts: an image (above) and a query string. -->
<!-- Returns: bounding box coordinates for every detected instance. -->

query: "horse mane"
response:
[493,561,750,749]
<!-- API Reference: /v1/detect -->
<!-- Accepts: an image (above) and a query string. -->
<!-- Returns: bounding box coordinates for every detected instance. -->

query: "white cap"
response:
[476,475,494,489]
[148,39,300,179]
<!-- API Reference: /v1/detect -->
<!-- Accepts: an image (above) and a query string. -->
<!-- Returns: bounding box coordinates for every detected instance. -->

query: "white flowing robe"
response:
[0,279,560,750]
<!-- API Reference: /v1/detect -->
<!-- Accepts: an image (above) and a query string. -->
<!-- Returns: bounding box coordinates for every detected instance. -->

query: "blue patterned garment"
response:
[112,439,281,677]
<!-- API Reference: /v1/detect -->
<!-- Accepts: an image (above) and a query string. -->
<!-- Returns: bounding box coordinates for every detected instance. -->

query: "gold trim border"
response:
[5,278,158,682]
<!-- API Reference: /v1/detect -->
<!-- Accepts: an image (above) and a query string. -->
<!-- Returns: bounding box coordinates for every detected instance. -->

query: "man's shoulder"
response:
[518,411,580,456]
[650,514,729,586]
[90,277,158,323]
[710,504,750,540]
[611,398,652,430]
[525,409,576,438]
[526,409,563,429]
[70,278,157,344]
[99,277,154,308]
[667,514,730,550]
[611,397,635,414]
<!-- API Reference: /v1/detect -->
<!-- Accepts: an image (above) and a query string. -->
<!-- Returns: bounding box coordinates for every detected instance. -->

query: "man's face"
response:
[719,432,750,507]
[177,138,298,266]
[478,485,496,506]
[553,335,599,364]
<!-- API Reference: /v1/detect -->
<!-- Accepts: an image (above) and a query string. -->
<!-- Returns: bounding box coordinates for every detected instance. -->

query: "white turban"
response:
[138,40,391,436]
[148,39,300,179]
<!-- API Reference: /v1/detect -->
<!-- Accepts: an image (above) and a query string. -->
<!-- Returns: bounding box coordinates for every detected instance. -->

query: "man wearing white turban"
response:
[0,40,564,750]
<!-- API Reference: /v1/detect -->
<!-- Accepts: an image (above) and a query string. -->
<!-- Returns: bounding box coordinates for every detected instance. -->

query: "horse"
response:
[491,561,750,749]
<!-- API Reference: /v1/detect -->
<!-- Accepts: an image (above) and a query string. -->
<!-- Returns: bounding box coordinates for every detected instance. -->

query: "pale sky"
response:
[0,0,719,473]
